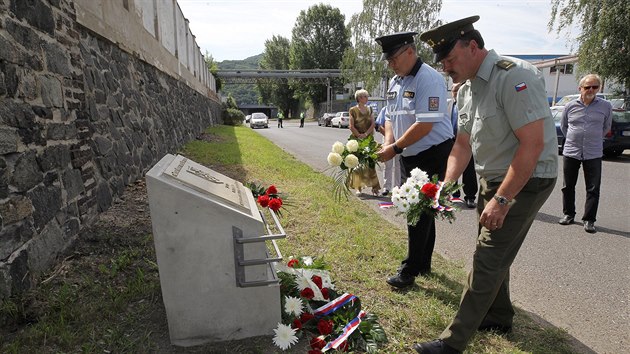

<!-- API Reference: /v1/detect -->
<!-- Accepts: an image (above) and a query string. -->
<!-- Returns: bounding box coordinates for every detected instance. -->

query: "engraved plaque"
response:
[163,155,249,213]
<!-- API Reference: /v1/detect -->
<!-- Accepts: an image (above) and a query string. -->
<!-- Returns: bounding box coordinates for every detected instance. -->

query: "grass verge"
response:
[0,125,581,353]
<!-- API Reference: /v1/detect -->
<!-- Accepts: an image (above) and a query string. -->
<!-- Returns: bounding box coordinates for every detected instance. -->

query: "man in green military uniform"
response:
[413,16,558,354]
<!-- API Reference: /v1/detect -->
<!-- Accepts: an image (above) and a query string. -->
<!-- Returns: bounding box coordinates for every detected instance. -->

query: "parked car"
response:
[244,114,251,123]
[249,112,268,129]
[331,111,350,128]
[610,98,628,111]
[550,106,565,154]
[318,113,335,127]
[604,109,630,157]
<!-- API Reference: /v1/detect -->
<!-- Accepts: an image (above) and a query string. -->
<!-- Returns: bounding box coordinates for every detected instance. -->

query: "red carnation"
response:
[421,183,439,199]
[287,259,299,268]
[321,287,330,300]
[300,287,315,300]
[292,318,302,330]
[310,335,326,350]
[257,194,270,207]
[268,197,283,211]
[317,319,334,335]
[266,185,278,195]
[300,312,315,323]
[311,275,323,289]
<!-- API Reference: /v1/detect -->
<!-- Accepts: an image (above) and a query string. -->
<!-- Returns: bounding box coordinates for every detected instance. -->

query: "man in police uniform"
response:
[413,16,558,354]
[374,32,454,288]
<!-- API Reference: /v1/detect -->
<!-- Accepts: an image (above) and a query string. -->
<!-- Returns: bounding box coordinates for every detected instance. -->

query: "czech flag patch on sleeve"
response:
[515,82,527,92]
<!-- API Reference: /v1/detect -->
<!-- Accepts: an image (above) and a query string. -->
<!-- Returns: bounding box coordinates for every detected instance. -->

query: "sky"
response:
[177,0,577,62]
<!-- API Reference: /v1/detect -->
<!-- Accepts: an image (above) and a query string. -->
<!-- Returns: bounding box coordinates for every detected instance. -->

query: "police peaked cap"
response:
[420,15,480,62]
[375,31,418,60]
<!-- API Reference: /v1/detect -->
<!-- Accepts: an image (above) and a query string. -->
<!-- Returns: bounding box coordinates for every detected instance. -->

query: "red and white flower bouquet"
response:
[272,256,387,353]
[391,168,459,226]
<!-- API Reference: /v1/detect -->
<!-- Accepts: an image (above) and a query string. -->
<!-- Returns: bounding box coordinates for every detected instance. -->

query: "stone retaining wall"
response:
[0,0,222,299]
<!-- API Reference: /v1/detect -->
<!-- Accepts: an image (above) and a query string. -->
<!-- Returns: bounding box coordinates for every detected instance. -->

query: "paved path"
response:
[254,120,630,354]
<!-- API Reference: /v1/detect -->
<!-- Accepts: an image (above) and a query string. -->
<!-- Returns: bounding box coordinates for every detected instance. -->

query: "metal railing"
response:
[233,209,286,287]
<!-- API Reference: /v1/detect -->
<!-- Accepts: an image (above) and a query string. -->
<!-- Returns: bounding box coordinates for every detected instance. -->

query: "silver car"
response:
[331,112,350,128]
[249,112,269,129]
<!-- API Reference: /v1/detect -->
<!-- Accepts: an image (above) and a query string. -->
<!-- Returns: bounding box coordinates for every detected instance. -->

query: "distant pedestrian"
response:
[300,111,305,128]
[559,73,612,233]
[277,111,284,128]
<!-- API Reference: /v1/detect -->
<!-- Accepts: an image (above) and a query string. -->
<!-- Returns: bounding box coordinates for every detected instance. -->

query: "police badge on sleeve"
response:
[428,97,439,111]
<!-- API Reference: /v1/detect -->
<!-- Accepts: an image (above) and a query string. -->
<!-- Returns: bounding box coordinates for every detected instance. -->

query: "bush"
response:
[222,107,245,126]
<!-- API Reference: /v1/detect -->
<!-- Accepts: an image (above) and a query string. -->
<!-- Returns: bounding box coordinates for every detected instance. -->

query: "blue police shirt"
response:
[385,59,453,156]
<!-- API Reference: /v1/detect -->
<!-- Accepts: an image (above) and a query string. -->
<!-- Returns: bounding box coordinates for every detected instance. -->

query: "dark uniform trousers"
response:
[453,156,477,200]
[440,176,556,351]
[399,138,453,276]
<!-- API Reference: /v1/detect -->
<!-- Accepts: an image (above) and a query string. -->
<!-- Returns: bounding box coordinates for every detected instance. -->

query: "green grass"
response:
[0,125,582,353]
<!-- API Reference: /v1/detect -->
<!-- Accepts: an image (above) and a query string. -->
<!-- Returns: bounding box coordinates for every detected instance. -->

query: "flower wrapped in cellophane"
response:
[391,167,459,226]
[326,135,380,200]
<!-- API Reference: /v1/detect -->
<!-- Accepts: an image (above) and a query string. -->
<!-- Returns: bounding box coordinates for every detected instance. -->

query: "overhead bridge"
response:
[215,69,342,84]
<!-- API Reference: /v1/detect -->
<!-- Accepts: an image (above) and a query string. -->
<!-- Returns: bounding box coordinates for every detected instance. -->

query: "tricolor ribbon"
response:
[313,293,356,318]
[431,181,454,212]
[321,310,367,352]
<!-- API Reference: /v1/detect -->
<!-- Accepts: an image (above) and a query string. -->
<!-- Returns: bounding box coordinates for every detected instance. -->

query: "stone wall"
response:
[0,0,222,299]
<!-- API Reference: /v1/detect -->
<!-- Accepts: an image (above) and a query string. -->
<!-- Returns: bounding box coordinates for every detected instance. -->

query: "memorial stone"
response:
[146,154,281,346]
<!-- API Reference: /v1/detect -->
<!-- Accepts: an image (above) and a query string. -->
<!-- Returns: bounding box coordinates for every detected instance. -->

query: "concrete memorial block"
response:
[146,154,282,347]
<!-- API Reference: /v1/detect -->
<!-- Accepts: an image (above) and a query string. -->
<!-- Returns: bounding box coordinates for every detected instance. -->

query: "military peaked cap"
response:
[375,31,417,60]
[420,16,480,62]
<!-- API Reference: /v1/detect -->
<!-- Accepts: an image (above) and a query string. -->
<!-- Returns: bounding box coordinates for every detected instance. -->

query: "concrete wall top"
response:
[73,0,216,98]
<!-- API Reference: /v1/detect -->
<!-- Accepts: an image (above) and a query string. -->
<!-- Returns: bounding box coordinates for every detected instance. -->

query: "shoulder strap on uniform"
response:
[496,59,515,70]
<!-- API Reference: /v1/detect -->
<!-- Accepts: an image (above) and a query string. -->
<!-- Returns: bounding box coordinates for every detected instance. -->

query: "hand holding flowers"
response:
[391,168,459,226]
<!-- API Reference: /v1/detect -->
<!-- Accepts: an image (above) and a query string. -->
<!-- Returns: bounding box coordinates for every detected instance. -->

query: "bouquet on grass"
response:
[272,256,387,353]
[391,167,459,226]
[246,182,288,216]
[326,134,380,200]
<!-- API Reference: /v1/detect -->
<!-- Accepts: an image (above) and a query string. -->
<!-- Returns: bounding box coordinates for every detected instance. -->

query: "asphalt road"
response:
[253,120,630,354]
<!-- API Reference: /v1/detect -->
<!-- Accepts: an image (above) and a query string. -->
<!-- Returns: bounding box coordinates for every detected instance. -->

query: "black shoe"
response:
[558,215,574,225]
[413,339,462,354]
[478,322,513,334]
[465,199,476,208]
[386,272,415,288]
[584,221,596,233]
[381,189,390,196]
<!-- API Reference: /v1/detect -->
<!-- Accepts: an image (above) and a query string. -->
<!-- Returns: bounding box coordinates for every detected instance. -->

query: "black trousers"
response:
[399,139,453,275]
[453,157,478,201]
[561,156,602,222]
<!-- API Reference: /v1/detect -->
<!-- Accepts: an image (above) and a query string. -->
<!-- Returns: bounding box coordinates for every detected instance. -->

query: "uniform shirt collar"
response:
[476,49,499,82]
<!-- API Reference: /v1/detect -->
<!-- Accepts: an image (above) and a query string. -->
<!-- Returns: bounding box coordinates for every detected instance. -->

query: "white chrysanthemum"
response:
[295,273,311,291]
[332,141,345,154]
[284,296,303,317]
[344,154,359,169]
[395,199,410,212]
[407,189,420,204]
[273,323,298,350]
[391,186,401,197]
[301,256,313,266]
[391,194,403,205]
[346,139,359,152]
[410,168,429,185]
[399,181,416,197]
[327,152,343,166]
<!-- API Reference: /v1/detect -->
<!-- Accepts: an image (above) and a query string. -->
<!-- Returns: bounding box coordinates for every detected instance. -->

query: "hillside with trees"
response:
[217,54,263,105]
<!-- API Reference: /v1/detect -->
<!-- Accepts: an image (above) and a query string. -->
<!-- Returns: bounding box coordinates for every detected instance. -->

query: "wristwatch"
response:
[493,195,512,206]
[392,143,403,154]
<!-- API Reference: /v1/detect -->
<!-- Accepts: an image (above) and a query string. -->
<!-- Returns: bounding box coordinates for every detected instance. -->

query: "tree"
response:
[257,35,300,118]
[549,0,630,93]
[290,4,350,106]
[343,0,443,96]
[204,52,222,92]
